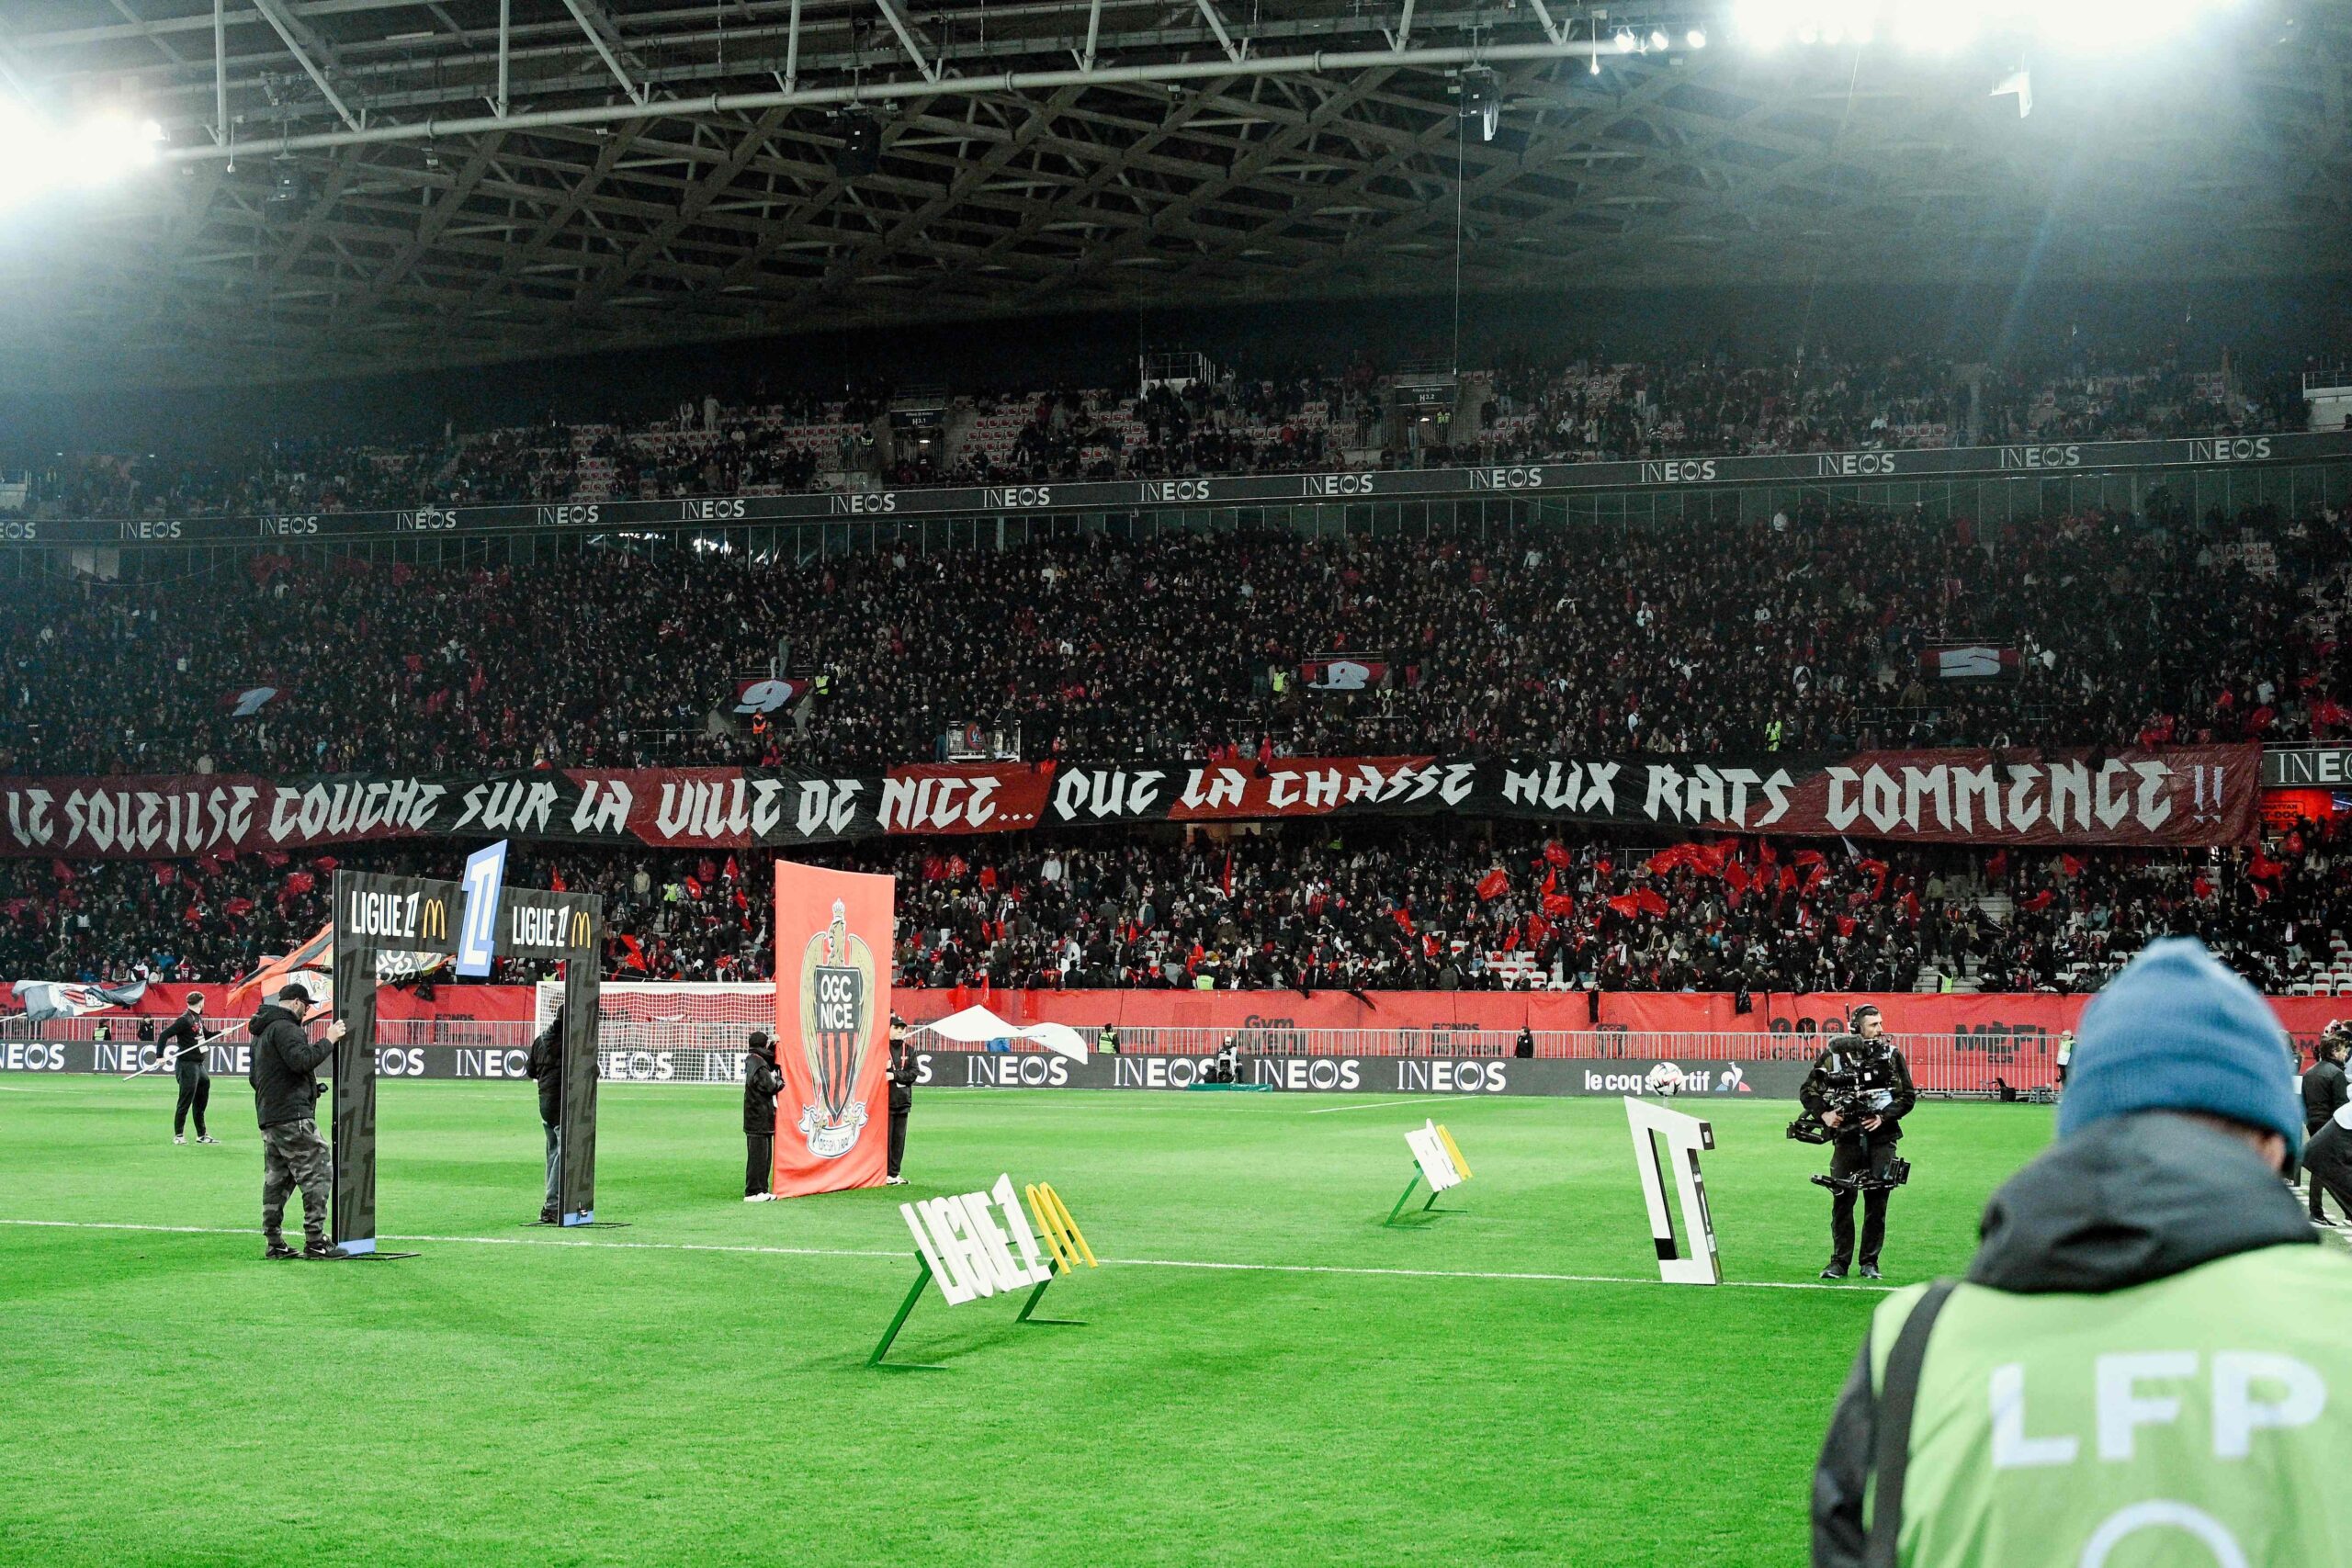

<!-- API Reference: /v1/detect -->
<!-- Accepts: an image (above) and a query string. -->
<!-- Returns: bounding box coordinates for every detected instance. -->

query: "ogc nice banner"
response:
[772,861,894,1196]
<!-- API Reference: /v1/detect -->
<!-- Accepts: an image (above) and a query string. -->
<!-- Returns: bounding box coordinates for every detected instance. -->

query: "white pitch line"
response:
[0,1216,1891,1293]
[1302,1097,1464,1115]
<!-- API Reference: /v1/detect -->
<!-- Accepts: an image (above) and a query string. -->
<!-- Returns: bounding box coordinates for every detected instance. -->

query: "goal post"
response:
[537,980,775,1086]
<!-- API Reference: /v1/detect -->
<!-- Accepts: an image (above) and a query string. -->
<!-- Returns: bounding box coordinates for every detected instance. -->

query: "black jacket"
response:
[1812,1113,2315,1567]
[2301,1058,2347,1130]
[161,1010,206,1076]
[743,1047,785,1134]
[888,1035,916,1111]
[1799,1037,1915,1145]
[526,1016,593,1126]
[246,1003,333,1129]
[1513,1026,1535,1059]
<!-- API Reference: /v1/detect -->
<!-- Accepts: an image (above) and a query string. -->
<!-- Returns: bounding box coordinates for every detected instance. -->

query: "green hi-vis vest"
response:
[1870,1244,2352,1566]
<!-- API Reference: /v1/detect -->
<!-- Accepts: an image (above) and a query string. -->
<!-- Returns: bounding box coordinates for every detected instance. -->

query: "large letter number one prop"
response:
[455,840,509,978]
[1623,1096,1722,1286]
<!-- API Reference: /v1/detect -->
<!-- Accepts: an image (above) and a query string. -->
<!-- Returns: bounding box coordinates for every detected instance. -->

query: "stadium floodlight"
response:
[1613,28,1638,51]
[1736,0,2244,51]
[1687,28,1709,48]
[1648,28,1670,50]
[0,99,163,213]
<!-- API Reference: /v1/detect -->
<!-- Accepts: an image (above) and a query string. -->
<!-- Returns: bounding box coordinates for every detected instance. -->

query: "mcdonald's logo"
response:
[421,897,450,943]
[1023,1182,1096,1275]
[571,908,593,949]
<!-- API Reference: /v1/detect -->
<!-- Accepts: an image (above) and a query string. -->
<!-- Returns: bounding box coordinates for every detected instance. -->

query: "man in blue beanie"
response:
[1812,937,2352,1567]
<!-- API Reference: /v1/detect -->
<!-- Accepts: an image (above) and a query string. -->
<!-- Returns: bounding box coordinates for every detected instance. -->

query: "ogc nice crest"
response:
[796,897,877,1158]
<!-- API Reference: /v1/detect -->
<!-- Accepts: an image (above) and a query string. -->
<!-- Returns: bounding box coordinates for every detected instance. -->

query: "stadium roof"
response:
[1,0,2346,387]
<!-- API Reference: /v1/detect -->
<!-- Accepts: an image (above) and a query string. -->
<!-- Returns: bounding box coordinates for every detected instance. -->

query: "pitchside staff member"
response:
[1801,1004,1916,1280]
[743,1031,783,1201]
[2301,1022,2349,1224]
[164,992,218,1145]
[526,1005,594,1224]
[887,1014,915,1186]
[246,981,344,1260]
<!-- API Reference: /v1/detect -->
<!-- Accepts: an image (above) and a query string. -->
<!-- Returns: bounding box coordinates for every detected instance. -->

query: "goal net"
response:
[535,980,775,1085]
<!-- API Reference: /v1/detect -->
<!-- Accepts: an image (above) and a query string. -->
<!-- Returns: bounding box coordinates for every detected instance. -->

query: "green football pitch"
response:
[0,1080,2054,1566]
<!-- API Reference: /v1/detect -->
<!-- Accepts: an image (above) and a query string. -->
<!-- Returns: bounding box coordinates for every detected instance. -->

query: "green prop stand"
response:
[867,1254,946,1371]
[1382,1166,1450,1226]
[866,1253,1085,1369]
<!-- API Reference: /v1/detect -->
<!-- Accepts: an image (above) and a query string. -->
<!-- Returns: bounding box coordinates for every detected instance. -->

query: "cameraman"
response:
[1800,1005,1916,1280]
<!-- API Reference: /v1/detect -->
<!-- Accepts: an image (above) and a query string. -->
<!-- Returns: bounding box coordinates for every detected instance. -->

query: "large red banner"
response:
[770,862,894,1197]
[0,745,2260,859]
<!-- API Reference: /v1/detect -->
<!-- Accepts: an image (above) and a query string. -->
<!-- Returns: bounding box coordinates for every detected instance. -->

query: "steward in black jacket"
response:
[741,1032,785,1200]
[248,996,335,1129]
[243,981,342,1258]
[527,1008,578,1129]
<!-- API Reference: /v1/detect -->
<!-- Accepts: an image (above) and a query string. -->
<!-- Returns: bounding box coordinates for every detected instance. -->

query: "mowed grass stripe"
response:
[0,1079,2051,1567]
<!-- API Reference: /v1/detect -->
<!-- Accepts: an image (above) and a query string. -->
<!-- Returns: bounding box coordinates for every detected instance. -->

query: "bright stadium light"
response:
[1687,28,1709,48]
[0,99,163,213]
[1733,0,2243,51]
[1648,28,1670,50]
[1614,28,1638,51]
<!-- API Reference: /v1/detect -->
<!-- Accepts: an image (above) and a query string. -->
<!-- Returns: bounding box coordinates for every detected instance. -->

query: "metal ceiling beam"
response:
[871,0,941,85]
[246,0,363,130]
[556,0,647,106]
[156,39,1613,163]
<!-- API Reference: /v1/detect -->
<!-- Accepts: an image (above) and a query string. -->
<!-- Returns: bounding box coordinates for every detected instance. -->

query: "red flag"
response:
[620,933,650,971]
[1543,841,1572,868]
[2248,850,2286,882]
[1543,892,1576,918]
[1607,894,1639,918]
[282,871,315,897]
[49,859,74,884]
[1724,860,1751,897]
[723,855,741,882]
[1476,868,1510,901]
[684,875,703,898]
[224,897,254,919]
[1394,908,1416,935]
[1793,850,1826,870]
[549,866,567,893]
[1223,849,1234,897]
[1855,859,1889,900]
[2060,853,2085,878]
[1502,926,1521,953]
[2021,889,2055,913]
[1987,849,2009,881]
[2193,874,2214,900]
[1634,888,1668,918]
[1836,916,1858,938]
[1802,863,1828,894]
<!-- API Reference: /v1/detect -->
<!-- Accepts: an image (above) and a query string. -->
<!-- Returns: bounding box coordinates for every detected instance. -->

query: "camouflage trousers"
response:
[260,1118,332,1241]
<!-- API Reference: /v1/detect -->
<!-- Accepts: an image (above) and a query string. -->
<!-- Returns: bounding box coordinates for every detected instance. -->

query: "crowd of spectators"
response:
[4,817,2344,999]
[5,344,2298,521]
[2,493,2347,779]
